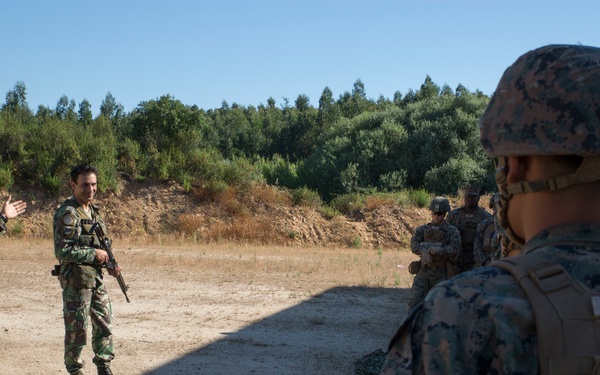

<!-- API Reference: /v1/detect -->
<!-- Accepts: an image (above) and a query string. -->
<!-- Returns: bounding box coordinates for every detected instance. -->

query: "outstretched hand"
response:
[2,196,27,219]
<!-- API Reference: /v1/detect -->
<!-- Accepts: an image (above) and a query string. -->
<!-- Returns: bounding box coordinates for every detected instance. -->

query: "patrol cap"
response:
[479,44,600,157]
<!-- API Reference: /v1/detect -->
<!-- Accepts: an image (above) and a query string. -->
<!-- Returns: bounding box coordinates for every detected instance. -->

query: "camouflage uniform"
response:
[446,206,491,272]
[473,216,500,267]
[382,44,600,374]
[53,197,115,374]
[0,215,6,236]
[407,220,460,309]
[381,224,600,374]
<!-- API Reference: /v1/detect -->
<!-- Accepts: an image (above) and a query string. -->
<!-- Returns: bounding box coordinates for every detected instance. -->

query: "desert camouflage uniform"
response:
[0,217,6,236]
[473,216,500,267]
[407,221,460,309]
[53,198,114,374]
[447,206,491,273]
[381,223,600,374]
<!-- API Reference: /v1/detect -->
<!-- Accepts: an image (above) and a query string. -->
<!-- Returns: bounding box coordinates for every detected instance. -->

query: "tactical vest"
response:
[60,199,105,250]
[423,224,446,244]
[493,255,600,375]
[453,208,487,249]
[423,224,448,268]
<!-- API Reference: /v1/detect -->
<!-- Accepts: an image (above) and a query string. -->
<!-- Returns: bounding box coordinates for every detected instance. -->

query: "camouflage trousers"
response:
[60,271,114,374]
[407,266,446,310]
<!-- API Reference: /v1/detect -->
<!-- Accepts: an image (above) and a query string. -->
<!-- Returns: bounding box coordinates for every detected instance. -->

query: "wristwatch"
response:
[0,214,7,223]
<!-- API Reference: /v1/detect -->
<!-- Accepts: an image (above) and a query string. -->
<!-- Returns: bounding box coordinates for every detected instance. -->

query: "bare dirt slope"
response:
[14,179,432,250]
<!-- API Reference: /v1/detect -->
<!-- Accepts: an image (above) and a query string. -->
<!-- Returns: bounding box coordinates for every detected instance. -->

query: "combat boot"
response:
[97,366,113,375]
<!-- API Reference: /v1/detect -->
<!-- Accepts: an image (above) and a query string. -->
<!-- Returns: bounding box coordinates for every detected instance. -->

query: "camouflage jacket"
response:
[53,197,108,265]
[447,206,492,250]
[410,221,461,264]
[473,216,501,267]
[381,223,600,375]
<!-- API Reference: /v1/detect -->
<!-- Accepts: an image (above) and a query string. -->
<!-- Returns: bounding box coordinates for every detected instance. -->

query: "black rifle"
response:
[91,222,130,303]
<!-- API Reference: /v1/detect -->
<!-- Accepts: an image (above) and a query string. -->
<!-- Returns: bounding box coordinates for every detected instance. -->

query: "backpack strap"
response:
[493,255,600,375]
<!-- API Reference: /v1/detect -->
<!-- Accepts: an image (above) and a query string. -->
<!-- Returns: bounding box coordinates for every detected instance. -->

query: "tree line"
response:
[0,78,495,202]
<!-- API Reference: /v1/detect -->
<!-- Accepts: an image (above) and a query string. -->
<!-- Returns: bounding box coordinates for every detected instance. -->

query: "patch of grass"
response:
[408,188,430,207]
[350,237,362,249]
[291,187,322,208]
[250,184,293,206]
[318,206,340,220]
[329,193,364,214]
[363,194,397,210]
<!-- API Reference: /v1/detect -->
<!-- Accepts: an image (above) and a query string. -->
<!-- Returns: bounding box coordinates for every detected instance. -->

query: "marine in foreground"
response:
[381,44,600,374]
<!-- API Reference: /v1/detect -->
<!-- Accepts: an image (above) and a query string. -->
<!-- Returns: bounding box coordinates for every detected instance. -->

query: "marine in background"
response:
[473,193,501,267]
[406,196,461,310]
[446,186,492,274]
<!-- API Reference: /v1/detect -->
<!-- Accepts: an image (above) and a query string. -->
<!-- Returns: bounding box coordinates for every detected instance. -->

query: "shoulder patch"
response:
[63,214,76,226]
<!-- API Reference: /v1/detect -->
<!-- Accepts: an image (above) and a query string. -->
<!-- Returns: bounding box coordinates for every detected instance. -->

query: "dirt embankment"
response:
[8,179,434,250]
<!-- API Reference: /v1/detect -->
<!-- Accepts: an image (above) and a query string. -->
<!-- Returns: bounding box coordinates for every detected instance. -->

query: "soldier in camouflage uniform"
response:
[381,44,600,374]
[407,197,460,310]
[446,186,492,274]
[53,164,121,375]
[473,193,501,267]
[0,196,26,236]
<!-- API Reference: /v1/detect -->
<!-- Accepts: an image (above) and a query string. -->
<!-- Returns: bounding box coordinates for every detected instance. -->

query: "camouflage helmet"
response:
[479,44,600,157]
[429,196,451,213]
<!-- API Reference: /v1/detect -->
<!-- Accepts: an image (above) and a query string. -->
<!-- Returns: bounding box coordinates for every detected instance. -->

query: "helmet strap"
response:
[507,155,600,194]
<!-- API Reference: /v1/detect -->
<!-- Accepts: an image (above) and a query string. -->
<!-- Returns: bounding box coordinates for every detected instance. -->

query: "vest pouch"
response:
[408,260,421,275]
[71,264,97,289]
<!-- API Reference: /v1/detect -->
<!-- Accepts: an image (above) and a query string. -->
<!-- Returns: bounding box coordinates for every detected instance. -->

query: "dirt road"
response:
[0,239,412,375]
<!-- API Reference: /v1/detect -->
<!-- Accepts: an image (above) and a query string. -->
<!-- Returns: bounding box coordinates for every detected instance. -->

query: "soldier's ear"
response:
[506,156,528,183]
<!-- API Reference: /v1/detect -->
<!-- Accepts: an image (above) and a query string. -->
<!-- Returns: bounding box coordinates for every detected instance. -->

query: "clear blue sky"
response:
[2,1,599,115]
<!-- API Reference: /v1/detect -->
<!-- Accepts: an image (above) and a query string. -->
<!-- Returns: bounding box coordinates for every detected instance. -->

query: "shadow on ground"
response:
[143,286,409,375]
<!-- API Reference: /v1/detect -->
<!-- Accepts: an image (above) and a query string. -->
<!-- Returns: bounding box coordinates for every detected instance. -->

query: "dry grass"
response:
[119,240,417,289]
[364,195,398,210]
[1,237,417,290]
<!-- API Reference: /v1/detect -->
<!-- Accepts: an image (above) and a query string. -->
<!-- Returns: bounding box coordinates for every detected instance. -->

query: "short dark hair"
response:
[70,164,98,183]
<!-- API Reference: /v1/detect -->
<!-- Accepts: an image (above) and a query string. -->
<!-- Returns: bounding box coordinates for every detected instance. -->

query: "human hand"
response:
[428,246,442,256]
[95,249,109,265]
[2,196,27,219]
[108,266,121,277]
[421,249,432,265]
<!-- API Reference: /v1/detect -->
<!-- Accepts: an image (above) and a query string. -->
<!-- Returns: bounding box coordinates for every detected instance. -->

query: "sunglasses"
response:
[432,212,446,216]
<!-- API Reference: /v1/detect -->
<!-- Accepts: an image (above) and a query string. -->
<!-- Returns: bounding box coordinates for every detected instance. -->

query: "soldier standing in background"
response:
[0,196,27,236]
[53,164,121,375]
[446,186,492,274]
[473,193,501,267]
[406,197,461,310]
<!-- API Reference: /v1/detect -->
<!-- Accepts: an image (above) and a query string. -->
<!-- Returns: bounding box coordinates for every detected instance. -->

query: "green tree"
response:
[100,92,124,122]
[78,99,93,125]
[317,86,341,130]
